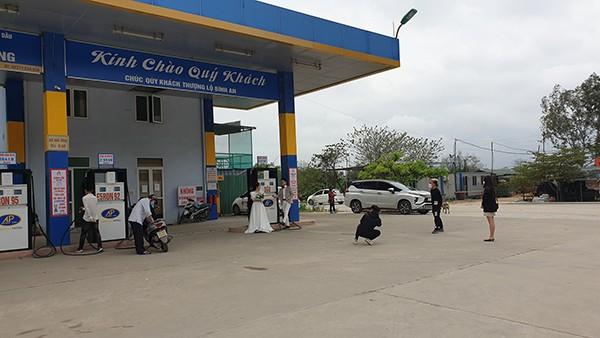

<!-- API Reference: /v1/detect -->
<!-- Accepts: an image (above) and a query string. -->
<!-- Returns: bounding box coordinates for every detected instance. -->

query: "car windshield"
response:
[391,182,412,191]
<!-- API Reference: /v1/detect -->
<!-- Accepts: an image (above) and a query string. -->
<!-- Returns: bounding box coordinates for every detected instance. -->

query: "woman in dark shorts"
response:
[481,176,499,242]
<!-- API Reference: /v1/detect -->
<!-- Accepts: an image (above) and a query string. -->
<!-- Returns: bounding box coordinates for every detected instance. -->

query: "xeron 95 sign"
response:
[0,30,42,74]
[66,41,278,100]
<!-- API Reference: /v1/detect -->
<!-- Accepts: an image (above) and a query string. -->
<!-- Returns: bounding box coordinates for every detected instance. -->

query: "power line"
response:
[493,141,536,153]
[456,138,532,156]
[302,97,371,124]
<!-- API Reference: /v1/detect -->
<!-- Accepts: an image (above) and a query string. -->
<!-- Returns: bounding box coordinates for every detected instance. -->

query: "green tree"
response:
[509,148,586,200]
[297,166,326,201]
[541,73,600,157]
[357,152,448,186]
[509,162,538,195]
[345,125,444,165]
[310,142,349,190]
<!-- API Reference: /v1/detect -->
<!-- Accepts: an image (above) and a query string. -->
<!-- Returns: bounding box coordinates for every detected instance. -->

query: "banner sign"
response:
[65,41,278,100]
[0,30,43,74]
[50,169,69,217]
[257,156,268,165]
[46,135,69,152]
[289,168,298,201]
[0,152,17,165]
[206,167,218,191]
[98,153,115,167]
[178,186,204,206]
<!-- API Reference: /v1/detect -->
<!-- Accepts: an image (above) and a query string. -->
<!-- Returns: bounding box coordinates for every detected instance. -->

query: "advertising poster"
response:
[98,153,115,167]
[206,167,218,191]
[0,152,17,165]
[288,168,298,201]
[50,169,68,216]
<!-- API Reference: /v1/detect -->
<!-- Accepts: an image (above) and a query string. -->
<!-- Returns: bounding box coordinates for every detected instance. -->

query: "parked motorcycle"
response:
[178,198,211,224]
[145,219,171,252]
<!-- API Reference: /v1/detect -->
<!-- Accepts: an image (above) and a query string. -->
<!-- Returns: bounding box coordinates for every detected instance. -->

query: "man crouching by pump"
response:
[128,194,157,255]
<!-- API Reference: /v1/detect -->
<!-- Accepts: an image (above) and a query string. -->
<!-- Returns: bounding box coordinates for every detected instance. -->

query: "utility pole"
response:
[491,141,494,175]
[542,137,546,153]
[453,138,458,193]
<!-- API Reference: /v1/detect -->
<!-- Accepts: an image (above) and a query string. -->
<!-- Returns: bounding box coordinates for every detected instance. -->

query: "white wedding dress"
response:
[245,191,273,234]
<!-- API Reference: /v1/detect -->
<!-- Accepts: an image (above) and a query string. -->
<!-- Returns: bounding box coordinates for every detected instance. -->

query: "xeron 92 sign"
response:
[66,41,278,100]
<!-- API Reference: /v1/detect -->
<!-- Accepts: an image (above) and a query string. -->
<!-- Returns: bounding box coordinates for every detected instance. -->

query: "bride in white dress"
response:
[245,183,273,234]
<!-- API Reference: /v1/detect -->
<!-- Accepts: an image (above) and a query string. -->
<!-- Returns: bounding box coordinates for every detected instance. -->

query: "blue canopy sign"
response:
[0,30,42,74]
[65,41,278,100]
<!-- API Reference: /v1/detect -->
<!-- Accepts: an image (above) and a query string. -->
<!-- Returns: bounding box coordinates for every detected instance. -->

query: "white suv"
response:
[344,180,432,215]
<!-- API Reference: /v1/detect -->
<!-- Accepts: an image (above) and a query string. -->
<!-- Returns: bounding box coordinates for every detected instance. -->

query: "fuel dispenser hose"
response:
[30,175,56,259]
[59,218,102,256]
[29,171,135,257]
[29,175,101,258]
[31,213,56,259]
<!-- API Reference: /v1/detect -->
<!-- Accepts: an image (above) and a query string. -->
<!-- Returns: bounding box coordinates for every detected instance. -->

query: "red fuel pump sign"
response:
[97,192,122,201]
[0,196,20,206]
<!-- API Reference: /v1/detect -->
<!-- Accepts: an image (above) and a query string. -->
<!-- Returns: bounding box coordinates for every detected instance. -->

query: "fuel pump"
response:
[248,168,280,224]
[0,170,32,252]
[82,169,130,242]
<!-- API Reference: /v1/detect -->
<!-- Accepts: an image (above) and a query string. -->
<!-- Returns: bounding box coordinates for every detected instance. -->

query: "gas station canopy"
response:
[1,0,400,109]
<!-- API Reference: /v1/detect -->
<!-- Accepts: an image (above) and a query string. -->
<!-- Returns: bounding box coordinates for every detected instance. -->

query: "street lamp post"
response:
[395,8,418,38]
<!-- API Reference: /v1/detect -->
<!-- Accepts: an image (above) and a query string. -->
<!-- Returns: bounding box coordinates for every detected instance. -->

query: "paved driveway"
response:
[1,202,598,337]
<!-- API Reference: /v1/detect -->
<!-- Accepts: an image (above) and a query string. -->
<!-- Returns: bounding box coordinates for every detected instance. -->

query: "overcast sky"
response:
[215,0,600,168]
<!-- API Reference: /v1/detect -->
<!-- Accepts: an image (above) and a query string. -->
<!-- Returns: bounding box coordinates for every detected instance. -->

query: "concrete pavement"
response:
[0,202,599,337]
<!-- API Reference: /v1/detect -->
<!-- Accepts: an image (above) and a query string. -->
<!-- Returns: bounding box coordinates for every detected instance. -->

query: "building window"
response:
[66,89,88,118]
[472,176,478,186]
[136,95,163,123]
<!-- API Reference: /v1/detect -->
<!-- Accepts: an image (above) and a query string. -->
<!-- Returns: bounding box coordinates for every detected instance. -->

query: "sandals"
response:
[484,238,495,242]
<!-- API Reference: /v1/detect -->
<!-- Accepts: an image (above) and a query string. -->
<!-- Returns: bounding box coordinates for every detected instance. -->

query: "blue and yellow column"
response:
[278,71,300,222]
[42,32,70,245]
[6,79,25,169]
[203,98,218,220]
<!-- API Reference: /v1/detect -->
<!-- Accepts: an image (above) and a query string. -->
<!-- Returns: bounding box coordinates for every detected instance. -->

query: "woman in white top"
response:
[245,183,273,234]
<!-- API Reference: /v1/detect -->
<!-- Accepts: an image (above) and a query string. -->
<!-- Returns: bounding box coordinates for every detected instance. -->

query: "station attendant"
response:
[76,187,103,253]
[128,195,157,255]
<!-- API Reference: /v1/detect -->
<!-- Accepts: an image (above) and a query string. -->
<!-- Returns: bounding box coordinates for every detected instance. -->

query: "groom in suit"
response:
[278,179,301,229]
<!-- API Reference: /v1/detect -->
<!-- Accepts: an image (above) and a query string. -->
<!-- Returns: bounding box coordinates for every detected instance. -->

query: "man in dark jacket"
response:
[430,179,444,234]
[354,205,382,245]
[242,189,253,221]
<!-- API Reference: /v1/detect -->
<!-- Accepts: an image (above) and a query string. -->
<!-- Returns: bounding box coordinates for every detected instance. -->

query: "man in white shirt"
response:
[277,179,301,230]
[128,194,157,255]
[76,187,103,253]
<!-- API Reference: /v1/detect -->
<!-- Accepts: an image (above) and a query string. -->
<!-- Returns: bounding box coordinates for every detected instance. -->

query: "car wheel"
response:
[233,204,241,215]
[418,210,429,215]
[350,200,362,214]
[397,200,412,215]
[308,199,314,206]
